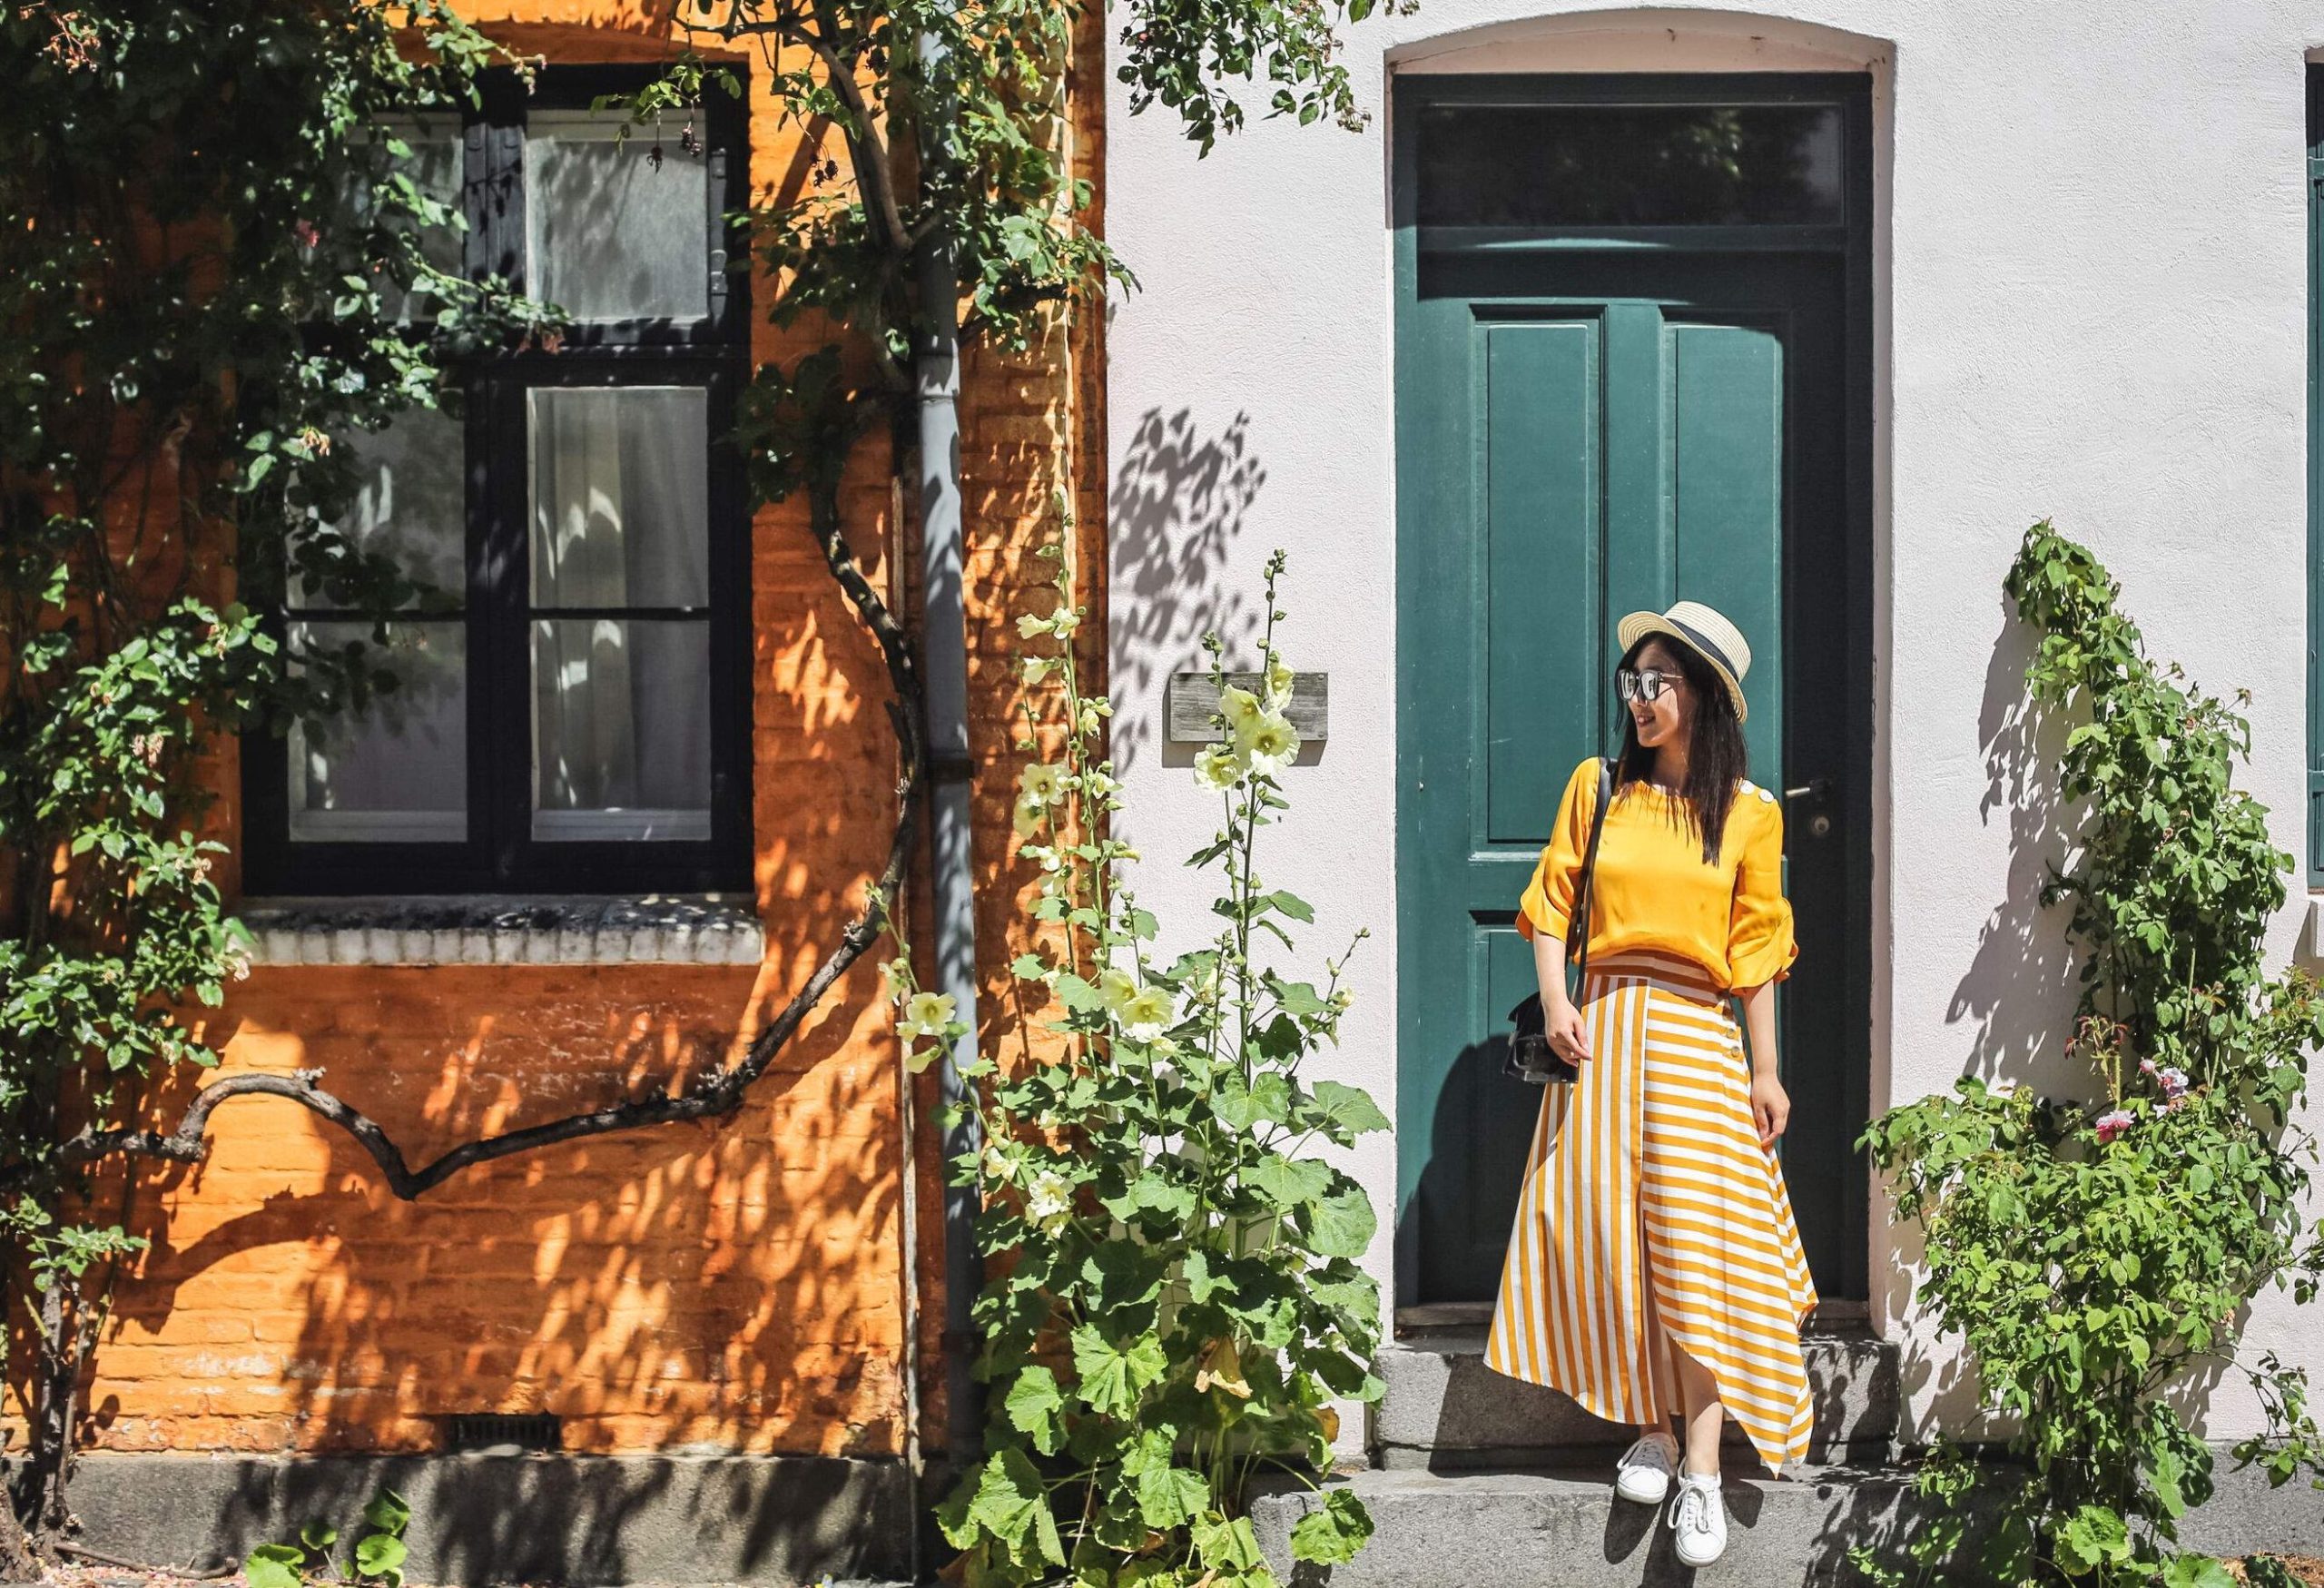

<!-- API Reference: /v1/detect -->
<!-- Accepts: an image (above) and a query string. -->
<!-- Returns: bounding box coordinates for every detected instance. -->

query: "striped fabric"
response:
[1484,949,1817,1475]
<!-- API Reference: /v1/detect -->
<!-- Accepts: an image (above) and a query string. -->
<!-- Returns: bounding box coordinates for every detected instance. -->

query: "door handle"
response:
[1783,777,1834,838]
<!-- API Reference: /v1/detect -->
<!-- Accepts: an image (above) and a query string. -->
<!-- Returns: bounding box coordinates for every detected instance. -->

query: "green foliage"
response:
[1854,522,2324,1588]
[904,533,1383,1585]
[0,0,551,1536]
[244,1486,411,1588]
[5,0,1389,1554]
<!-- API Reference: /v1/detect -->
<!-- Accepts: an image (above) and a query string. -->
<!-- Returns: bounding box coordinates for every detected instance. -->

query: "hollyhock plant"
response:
[913,527,1387,1583]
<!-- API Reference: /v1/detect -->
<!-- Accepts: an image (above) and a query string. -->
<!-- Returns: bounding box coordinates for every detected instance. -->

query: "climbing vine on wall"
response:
[1857,521,2324,1588]
[2,0,1397,1569]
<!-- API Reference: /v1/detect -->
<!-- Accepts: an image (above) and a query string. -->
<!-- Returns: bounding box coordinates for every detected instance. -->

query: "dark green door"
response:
[1393,76,1874,1307]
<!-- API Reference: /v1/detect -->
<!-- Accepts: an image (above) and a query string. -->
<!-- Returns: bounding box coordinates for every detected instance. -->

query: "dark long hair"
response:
[1612,633,1748,864]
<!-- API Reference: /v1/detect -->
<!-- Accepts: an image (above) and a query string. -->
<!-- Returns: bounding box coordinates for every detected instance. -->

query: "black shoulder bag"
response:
[1502,757,1613,1085]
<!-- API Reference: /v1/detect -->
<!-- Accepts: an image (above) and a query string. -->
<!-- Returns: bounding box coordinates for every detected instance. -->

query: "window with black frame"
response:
[244,67,752,896]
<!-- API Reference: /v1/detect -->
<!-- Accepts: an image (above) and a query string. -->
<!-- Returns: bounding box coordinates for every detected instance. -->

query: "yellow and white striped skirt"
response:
[1483,948,1817,1475]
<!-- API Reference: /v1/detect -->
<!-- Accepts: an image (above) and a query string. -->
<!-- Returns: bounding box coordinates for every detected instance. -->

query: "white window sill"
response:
[239,895,763,968]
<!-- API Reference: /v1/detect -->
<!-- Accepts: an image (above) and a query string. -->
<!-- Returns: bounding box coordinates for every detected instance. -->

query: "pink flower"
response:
[2156,1066,2189,1100]
[2094,1109,2134,1145]
[294,219,321,250]
[2138,1058,2159,1078]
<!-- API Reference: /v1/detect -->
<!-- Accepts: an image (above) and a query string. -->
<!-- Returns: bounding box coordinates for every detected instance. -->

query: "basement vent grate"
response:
[446,1413,563,1453]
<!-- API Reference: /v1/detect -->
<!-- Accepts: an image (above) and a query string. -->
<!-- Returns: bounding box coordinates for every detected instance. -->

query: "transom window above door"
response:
[1412,88,1848,232]
[241,66,752,897]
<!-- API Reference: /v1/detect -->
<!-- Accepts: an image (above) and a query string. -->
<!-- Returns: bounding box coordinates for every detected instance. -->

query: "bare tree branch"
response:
[21,443,926,1203]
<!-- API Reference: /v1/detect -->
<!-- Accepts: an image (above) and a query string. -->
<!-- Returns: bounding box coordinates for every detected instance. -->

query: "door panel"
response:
[1397,248,1857,1304]
[1482,319,1599,845]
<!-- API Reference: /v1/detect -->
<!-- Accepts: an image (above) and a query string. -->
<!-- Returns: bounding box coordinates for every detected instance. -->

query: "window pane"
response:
[532,619,711,840]
[1415,104,1844,228]
[296,406,466,609]
[364,116,464,321]
[524,109,710,321]
[288,622,468,843]
[527,388,708,608]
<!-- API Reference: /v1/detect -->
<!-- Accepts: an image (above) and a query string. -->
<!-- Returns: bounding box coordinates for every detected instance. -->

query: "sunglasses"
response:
[1616,666,1683,704]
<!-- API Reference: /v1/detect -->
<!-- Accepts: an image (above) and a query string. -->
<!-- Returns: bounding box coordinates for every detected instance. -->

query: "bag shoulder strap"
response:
[1565,757,1614,976]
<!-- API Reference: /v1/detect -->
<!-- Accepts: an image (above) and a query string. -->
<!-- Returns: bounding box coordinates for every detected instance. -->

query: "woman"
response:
[1482,599,1816,1569]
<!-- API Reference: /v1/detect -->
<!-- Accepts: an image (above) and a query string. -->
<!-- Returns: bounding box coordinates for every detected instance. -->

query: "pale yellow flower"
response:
[897,990,956,1040]
[1012,794,1045,838]
[1020,656,1057,686]
[1218,685,1265,732]
[1026,1169,1075,1234]
[1195,745,1240,792]
[1118,984,1177,1042]
[1264,656,1295,709]
[1017,612,1052,639]
[1019,762,1066,807]
[1098,968,1139,1012]
[1237,712,1300,777]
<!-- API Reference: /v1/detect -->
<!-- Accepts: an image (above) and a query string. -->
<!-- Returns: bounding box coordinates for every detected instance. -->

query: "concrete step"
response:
[1249,1456,2324,1587]
[1250,1464,1935,1588]
[1374,1327,1898,1468]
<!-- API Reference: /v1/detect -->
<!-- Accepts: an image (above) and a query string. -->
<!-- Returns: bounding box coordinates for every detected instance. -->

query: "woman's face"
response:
[1626,638,1692,751]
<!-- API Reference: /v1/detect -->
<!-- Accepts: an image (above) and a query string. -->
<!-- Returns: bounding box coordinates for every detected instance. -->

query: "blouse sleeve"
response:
[1728,791,1797,987]
[1515,757,1603,943]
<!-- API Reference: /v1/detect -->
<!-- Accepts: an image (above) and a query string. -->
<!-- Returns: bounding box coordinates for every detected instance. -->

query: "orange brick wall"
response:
[83,0,1106,1459]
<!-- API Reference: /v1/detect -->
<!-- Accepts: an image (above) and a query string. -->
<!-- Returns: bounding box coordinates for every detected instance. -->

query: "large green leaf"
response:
[1215,1073,1294,1131]
[968,1447,1067,1567]
[363,1489,411,1536]
[1305,1080,1390,1140]
[354,1534,408,1580]
[1247,1154,1332,1209]
[1190,1513,1265,1573]
[1136,1459,1211,1530]
[1080,1240,1167,1316]
[1182,1248,1232,1304]
[1071,1326,1168,1418]
[1005,1366,1066,1455]
[1302,1186,1378,1258]
[243,1544,306,1588]
[1289,1488,1374,1564]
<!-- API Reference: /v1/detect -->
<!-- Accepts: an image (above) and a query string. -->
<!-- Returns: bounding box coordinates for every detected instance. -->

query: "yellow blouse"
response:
[1515,756,1797,991]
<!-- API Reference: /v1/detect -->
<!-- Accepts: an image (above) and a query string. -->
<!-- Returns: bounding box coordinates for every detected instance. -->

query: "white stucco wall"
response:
[1103,4,2319,1444]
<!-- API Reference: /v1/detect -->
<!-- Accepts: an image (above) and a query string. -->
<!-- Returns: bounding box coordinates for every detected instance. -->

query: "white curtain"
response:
[527,387,712,839]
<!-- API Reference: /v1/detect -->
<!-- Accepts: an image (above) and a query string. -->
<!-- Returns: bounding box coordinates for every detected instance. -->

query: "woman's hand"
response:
[1545,995,1590,1065]
[1749,1069,1791,1148]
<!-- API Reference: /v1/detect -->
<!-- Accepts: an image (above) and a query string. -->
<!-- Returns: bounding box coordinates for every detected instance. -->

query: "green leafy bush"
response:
[909,536,1385,1585]
[1857,521,2324,1587]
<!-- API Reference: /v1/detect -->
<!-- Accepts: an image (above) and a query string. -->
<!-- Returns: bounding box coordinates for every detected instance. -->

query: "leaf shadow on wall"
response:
[1866,594,2093,1452]
[89,951,909,1583]
[1950,592,2085,1093]
[1110,408,1268,773]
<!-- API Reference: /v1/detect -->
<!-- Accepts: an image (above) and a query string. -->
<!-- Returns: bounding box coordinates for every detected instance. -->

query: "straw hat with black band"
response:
[1615,600,1753,724]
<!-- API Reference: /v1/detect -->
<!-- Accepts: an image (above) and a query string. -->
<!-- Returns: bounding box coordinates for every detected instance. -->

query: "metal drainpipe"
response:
[913,27,987,1470]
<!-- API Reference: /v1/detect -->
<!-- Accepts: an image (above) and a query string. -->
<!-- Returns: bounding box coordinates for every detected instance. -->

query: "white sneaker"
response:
[1612,1430,1679,1504]
[1669,1471,1728,1566]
